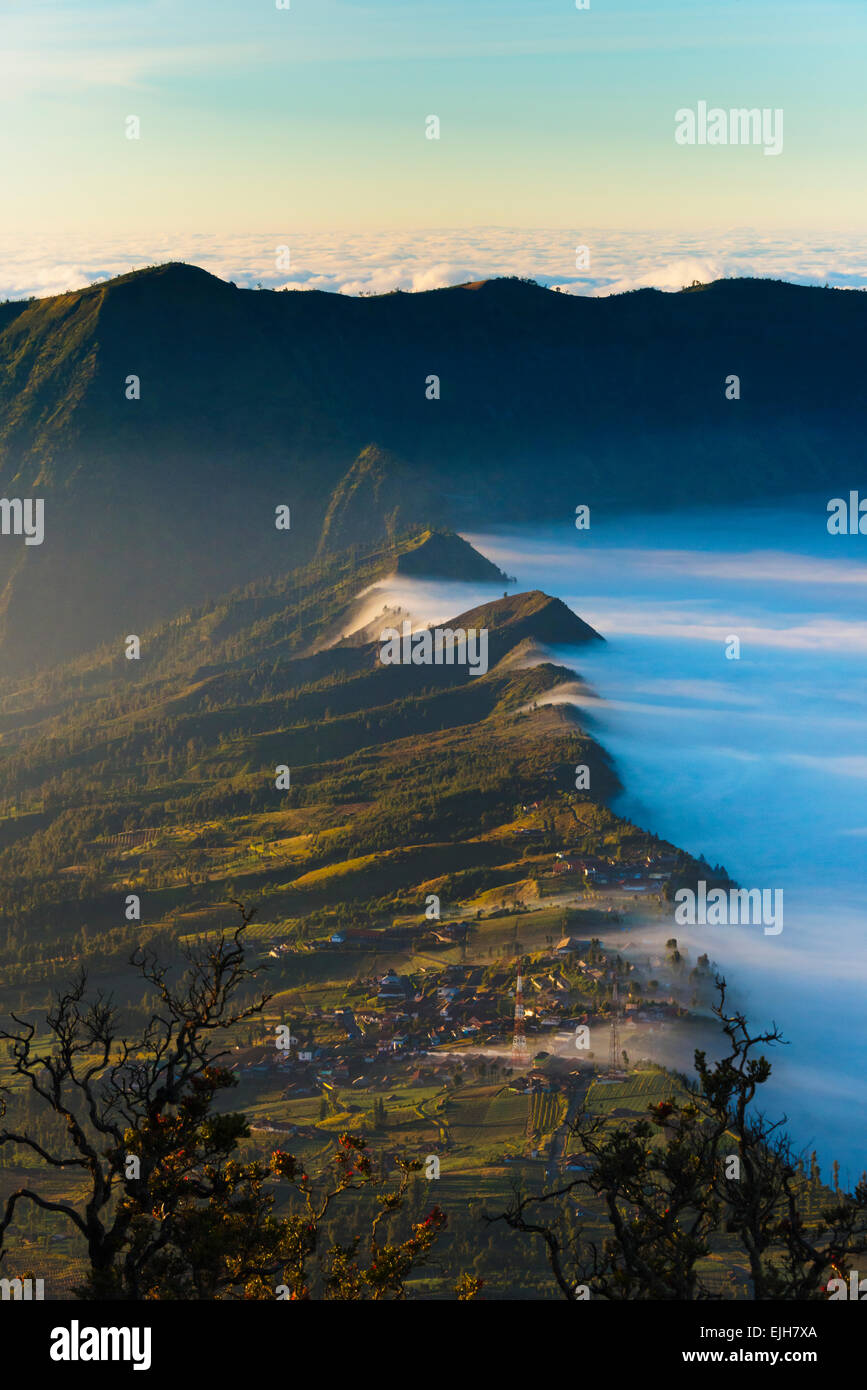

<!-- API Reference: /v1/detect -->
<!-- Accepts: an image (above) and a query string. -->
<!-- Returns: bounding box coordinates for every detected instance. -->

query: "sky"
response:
[0,0,865,296]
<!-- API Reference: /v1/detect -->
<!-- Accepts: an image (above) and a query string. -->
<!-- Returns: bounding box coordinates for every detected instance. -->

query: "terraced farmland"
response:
[528,1090,566,1137]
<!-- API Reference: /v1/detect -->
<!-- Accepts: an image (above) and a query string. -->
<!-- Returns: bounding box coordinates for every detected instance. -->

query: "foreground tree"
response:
[0,905,456,1299]
[488,980,867,1299]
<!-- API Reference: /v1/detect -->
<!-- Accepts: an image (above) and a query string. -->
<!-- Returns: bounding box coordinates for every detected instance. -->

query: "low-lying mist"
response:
[362,500,867,1179]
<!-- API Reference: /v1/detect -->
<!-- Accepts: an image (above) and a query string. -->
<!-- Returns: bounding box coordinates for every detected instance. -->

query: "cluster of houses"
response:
[552,850,681,892]
[362,965,508,1047]
[230,929,690,1128]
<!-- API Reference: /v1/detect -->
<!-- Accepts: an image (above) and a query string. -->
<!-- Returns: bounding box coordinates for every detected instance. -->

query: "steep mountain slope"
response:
[0,531,642,977]
[0,264,862,671]
[317,444,449,553]
[393,529,508,582]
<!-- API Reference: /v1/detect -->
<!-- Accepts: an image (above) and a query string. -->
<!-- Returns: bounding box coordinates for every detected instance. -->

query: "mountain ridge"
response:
[0,264,862,672]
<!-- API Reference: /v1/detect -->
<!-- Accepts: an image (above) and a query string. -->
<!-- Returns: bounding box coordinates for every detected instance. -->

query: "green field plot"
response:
[178,917,292,945]
[447,1085,529,1152]
[528,1091,566,1137]
[585,1068,680,1115]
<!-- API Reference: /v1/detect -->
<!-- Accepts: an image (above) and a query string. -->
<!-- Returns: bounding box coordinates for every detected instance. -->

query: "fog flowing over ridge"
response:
[371,500,867,1178]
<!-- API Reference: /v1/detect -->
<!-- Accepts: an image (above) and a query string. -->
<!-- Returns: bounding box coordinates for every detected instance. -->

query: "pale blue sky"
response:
[0,0,864,241]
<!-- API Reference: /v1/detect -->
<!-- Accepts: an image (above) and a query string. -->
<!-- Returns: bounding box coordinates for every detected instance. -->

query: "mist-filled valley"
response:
[365,500,867,1176]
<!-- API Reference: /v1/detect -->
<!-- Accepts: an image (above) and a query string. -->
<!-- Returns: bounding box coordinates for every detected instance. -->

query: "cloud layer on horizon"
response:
[2,227,866,304]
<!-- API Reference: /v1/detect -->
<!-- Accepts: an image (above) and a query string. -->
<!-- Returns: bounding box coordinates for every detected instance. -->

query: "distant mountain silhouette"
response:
[0,263,863,670]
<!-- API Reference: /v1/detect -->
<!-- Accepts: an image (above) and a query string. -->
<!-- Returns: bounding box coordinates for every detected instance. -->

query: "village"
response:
[231,880,698,1153]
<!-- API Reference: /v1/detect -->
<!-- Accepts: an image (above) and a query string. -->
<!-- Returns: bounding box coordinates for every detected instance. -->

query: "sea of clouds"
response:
[2,227,866,303]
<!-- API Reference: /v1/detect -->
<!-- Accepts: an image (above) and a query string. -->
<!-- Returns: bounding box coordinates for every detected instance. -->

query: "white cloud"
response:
[641,550,867,587]
[785,754,867,781]
[2,227,867,304]
[630,678,762,706]
[595,257,728,295]
[588,607,867,653]
[0,41,266,97]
